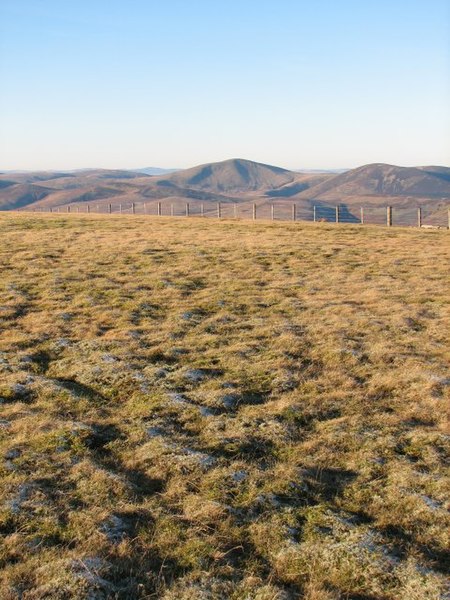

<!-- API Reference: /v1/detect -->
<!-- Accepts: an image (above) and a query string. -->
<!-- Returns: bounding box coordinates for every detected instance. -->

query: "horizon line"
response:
[1,157,449,174]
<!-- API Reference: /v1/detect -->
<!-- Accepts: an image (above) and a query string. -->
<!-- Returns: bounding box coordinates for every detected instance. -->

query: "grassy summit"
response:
[0,213,449,599]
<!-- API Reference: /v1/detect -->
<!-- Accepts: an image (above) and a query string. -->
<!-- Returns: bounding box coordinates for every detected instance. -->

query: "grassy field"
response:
[0,213,449,600]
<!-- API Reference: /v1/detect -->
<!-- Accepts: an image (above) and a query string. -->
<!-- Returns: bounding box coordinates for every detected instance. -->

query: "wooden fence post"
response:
[200,203,204,217]
[170,204,174,217]
[217,202,221,218]
[186,203,190,217]
[119,204,122,214]
[132,203,135,215]
[87,205,90,214]
[271,205,274,221]
[67,205,70,213]
[253,203,256,220]
[447,208,450,230]
[335,205,339,223]
[234,204,237,219]
[157,202,161,216]
[387,206,392,227]
[96,204,100,213]
[292,204,296,222]
[417,207,422,228]
[108,204,112,214]
[313,206,316,222]
[360,207,364,224]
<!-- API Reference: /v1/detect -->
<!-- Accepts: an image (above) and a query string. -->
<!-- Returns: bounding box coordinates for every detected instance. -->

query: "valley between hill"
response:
[1,159,449,227]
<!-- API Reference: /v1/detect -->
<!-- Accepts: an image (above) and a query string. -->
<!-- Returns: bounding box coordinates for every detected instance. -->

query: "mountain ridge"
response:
[294,163,450,201]
[0,158,449,212]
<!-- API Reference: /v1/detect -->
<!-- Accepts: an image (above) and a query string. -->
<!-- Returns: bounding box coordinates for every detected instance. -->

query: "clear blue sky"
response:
[0,0,449,170]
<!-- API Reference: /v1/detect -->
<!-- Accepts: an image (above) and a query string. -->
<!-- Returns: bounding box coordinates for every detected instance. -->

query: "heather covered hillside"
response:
[1,160,449,217]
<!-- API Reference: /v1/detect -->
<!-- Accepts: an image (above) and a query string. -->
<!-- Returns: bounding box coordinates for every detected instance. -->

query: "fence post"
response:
[201,203,204,217]
[360,207,364,224]
[96,204,100,213]
[217,202,221,218]
[108,204,112,214]
[132,203,135,215]
[67,205,70,213]
[157,202,161,216]
[271,205,274,220]
[387,206,392,227]
[447,208,450,230]
[87,205,90,214]
[417,207,422,228]
[253,203,256,220]
[335,205,339,223]
[119,204,122,214]
[234,204,237,219]
[292,204,296,222]
[144,203,147,214]
[170,203,174,217]
[313,206,316,222]
[186,203,190,217]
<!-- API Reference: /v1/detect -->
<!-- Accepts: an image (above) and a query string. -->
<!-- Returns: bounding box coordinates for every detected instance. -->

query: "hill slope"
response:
[296,163,450,201]
[153,158,301,193]
[0,183,52,210]
[1,160,449,211]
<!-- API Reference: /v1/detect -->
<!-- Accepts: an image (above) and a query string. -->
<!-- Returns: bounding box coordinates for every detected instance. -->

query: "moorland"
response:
[1,159,449,227]
[0,213,449,599]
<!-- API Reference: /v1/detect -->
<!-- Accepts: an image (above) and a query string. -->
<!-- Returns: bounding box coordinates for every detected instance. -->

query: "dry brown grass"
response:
[0,213,449,599]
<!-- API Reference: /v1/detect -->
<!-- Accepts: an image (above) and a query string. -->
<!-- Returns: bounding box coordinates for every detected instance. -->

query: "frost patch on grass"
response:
[99,514,129,543]
[419,494,442,511]
[218,393,240,410]
[60,312,74,321]
[7,483,35,514]
[231,470,248,483]
[181,448,216,468]
[167,392,192,406]
[71,557,116,593]
[184,368,222,383]
[101,354,119,363]
[147,426,167,438]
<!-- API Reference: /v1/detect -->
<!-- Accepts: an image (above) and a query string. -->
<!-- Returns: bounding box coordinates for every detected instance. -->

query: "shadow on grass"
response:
[381,524,450,574]
[301,466,358,500]
[54,378,109,404]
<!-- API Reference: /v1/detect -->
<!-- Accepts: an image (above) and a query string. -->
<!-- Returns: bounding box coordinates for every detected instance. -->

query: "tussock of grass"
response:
[0,213,449,599]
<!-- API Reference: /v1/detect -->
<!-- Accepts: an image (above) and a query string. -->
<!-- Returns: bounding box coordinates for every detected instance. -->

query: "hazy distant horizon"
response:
[2,158,449,175]
[1,0,449,170]
[0,161,349,174]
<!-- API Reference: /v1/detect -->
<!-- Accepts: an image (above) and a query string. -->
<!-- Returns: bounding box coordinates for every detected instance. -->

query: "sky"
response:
[0,0,449,171]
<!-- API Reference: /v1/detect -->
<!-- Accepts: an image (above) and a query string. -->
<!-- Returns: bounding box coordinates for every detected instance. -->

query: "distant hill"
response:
[0,160,449,213]
[72,169,150,180]
[134,167,180,176]
[295,163,450,201]
[294,168,348,174]
[152,158,302,194]
[0,183,52,210]
[0,171,76,184]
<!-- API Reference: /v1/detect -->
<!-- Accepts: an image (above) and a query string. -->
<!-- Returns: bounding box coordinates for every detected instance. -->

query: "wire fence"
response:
[28,200,450,229]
